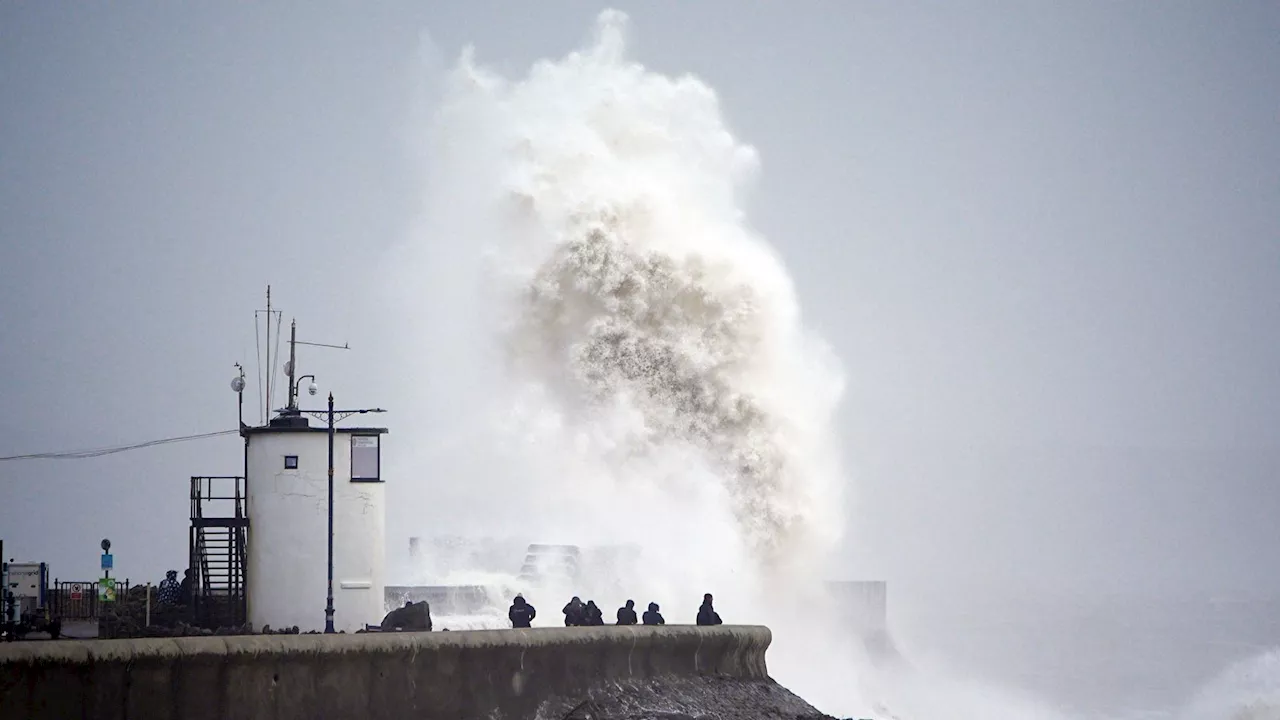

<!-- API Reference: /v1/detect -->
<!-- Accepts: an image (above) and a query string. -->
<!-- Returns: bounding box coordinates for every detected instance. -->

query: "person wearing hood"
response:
[509,594,536,628]
[616,599,638,625]
[696,593,722,626]
[583,600,604,625]
[157,570,180,605]
[642,601,665,625]
[563,596,586,626]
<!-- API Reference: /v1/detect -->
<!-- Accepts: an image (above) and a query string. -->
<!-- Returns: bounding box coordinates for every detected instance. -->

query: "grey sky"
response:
[2,1,1277,610]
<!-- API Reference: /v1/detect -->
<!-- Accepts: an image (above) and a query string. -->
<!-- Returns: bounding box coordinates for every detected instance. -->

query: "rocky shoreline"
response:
[538,676,849,720]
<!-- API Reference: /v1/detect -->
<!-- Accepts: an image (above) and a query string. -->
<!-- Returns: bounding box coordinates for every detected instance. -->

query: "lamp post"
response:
[325,393,335,633]
[231,365,246,427]
[293,395,385,634]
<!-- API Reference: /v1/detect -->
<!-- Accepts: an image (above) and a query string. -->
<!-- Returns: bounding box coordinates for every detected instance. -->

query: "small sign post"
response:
[99,538,115,603]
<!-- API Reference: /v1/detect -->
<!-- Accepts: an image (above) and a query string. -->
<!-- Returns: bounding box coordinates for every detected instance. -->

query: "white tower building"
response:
[237,301,388,634]
[244,414,387,633]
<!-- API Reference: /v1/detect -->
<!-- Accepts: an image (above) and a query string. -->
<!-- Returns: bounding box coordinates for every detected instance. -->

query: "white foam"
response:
[382,10,1280,720]
[386,7,856,711]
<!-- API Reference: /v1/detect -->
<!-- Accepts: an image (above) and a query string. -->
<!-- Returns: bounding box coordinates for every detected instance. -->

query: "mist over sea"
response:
[888,592,1280,718]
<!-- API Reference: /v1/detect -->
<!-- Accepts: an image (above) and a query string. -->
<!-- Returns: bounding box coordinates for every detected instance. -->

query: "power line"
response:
[0,429,238,462]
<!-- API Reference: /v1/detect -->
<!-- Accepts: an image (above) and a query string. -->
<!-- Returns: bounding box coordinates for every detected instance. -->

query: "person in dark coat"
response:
[509,594,536,628]
[562,596,586,626]
[696,593,722,626]
[583,600,604,625]
[616,599,638,625]
[642,601,665,625]
[178,568,193,605]
[157,570,181,605]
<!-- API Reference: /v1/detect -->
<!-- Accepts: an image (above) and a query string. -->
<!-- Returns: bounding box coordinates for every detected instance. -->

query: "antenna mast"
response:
[265,286,272,423]
[253,285,284,425]
[261,285,268,420]
[284,317,350,413]
[287,319,297,410]
[253,290,349,419]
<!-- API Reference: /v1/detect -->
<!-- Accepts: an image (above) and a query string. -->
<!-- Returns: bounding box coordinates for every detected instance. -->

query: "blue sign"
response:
[100,553,113,570]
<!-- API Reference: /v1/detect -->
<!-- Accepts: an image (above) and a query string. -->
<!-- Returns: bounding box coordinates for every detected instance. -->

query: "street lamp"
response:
[230,364,246,428]
[293,374,318,405]
[294,394,385,633]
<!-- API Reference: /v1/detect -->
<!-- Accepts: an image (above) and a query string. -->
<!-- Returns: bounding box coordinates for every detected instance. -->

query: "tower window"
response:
[351,435,380,482]
[284,455,299,470]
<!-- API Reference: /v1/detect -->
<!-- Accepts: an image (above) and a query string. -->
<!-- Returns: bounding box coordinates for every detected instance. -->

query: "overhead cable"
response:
[0,429,238,462]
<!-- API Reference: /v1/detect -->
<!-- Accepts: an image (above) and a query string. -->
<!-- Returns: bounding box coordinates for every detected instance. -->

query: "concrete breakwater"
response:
[0,625,832,720]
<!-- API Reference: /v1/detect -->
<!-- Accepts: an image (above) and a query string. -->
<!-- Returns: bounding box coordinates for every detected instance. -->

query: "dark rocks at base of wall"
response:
[97,617,323,639]
[94,584,254,638]
[379,600,432,631]
[540,676,845,720]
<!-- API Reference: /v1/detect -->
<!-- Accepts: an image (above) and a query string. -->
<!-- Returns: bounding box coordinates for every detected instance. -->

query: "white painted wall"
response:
[246,429,385,632]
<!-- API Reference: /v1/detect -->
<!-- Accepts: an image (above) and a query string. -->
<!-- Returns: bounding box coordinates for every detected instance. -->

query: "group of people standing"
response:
[507,592,722,629]
[156,568,193,606]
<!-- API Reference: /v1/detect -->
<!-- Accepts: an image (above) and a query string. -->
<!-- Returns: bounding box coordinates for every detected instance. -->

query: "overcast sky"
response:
[1,2,1277,608]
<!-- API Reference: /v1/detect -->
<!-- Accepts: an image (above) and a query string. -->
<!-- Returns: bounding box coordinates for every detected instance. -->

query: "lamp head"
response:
[308,381,319,396]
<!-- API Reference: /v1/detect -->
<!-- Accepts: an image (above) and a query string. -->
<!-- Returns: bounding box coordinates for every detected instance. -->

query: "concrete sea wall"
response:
[0,625,772,720]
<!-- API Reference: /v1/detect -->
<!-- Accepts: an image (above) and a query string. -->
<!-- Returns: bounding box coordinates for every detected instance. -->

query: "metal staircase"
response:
[189,476,248,629]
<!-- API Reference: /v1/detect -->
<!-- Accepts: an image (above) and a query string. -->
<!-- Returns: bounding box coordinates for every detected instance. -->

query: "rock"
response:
[380,601,432,632]
[543,676,843,720]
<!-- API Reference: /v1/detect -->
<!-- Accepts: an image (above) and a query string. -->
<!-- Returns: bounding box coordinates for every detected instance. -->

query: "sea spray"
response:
[514,9,838,586]
[1177,647,1280,720]
[387,8,862,714]
[381,11,1280,720]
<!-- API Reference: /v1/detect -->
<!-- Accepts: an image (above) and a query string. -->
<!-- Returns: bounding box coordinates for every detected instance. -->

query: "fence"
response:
[48,578,132,620]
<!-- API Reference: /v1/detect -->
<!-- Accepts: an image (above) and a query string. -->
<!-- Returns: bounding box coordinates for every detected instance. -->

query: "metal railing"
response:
[48,578,132,620]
